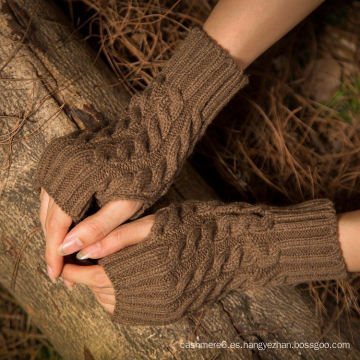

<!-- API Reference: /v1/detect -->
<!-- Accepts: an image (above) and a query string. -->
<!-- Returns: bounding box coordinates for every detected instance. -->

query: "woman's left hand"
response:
[60,214,155,313]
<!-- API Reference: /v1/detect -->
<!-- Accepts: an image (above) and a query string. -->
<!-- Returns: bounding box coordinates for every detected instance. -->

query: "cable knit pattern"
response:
[99,198,348,326]
[33,26,248,221]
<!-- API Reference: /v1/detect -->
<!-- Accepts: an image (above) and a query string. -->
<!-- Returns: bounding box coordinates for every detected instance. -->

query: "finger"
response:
[39,188,50,237]
[45,199,72,280]
[89,286,115,295]
[62,264,112,288]
[44,195,54,236]
[98,302,114,314]
[76,214,154,260]
[57,199,142,256]
[91,291,115,305]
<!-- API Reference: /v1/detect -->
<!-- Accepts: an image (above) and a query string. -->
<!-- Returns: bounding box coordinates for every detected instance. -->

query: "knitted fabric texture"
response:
[99,198,348,326]
[33,26,248,221]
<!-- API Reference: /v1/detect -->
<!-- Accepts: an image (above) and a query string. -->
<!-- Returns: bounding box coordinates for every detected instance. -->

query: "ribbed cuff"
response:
[256,199,349,285]
[162,26,248,120]
[34,135,105,221]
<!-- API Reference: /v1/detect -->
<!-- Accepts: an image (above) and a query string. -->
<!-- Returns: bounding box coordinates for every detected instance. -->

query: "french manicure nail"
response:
[76,250,89,260]
[76,242,101,261]
[47,265,56,283]
[57,234,83,256]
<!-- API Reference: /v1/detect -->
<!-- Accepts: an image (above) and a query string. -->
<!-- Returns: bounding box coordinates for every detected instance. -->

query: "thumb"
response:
[57,199,142,256]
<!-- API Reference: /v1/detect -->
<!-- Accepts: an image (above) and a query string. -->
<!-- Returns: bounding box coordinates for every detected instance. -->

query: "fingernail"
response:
[57,234,83,256]
[76,250,89,260]
[47,265,56,283]
[76,243,101,261]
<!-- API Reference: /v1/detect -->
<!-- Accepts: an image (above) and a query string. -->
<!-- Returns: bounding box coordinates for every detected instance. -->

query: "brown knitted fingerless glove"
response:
[33,26,248,221]
[98,198,348,326]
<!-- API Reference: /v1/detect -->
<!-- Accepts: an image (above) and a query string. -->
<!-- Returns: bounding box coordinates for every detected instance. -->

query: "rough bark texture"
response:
[0,0,357,359]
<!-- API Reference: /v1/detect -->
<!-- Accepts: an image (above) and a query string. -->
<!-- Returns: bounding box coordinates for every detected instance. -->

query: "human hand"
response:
[34,26,247,226]
[98,199,349,326]
[60,199,349,326]
[60,214,155,313]
[61,264,115,314]
[39,187,143,280]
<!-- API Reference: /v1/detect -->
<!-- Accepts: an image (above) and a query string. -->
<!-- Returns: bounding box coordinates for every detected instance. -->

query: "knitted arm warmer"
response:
[98,199,348,326]
[34,26,248,221]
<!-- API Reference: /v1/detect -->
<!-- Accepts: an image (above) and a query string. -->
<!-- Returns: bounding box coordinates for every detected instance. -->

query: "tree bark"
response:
[0,0,357,359]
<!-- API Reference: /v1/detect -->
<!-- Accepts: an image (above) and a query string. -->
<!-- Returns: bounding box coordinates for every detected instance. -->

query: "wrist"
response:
[337,211,360,272]
[202,0,325,69]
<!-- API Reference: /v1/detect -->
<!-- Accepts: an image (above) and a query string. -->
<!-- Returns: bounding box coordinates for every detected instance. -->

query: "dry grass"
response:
[67,0,215,93]
[1,0,359,357]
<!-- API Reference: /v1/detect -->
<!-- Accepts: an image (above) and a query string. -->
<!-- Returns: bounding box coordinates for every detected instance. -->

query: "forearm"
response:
[203,0,325,68]
[337,211,360,272]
